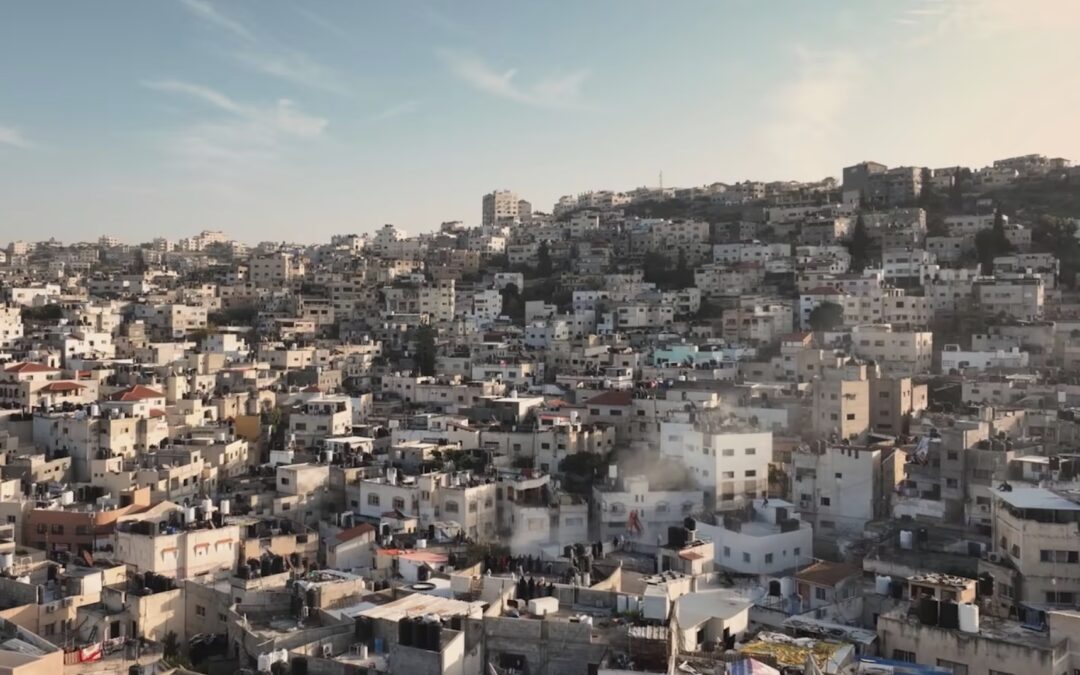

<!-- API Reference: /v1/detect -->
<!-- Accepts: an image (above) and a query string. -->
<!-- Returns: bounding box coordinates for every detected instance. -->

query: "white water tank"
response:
[201,498,213,517]
[779,576,795,596]
[219,499,230,516]
[0,552,13,571]
[899,530,914,550]
[356,644,368,660]
[256,653,271,672]
[875,575,892,595]
[416,539,427,549]
[185,507,197,524]
[60,491,75,506]
[89,404,100,418]
[216,431,227,443]
[958,603,980,633]
[323,449,333,464]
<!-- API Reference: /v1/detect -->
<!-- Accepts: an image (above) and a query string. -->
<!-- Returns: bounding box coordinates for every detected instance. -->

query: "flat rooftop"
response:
[996,487,1080,511]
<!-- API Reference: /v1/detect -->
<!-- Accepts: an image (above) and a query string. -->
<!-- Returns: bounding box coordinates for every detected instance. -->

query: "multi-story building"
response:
[659,417,772,509]
[791,443,903,538]
[696,497,813,575]
[810,361,870,441]
[482,190,527,227]
[849,324,933,377]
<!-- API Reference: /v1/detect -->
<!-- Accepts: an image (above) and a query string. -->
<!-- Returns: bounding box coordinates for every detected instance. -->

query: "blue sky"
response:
[1,1,1078,243]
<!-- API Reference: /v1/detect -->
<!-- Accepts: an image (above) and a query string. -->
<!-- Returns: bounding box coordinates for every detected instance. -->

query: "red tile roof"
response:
[107,384,165,402]
[585,390,634,407]
[795,560,860,587]
[336,523,376,543]
[38,381,86,393]
[4,362,59,374]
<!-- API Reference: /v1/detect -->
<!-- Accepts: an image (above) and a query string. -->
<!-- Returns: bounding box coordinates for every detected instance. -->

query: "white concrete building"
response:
[697,498,813,575]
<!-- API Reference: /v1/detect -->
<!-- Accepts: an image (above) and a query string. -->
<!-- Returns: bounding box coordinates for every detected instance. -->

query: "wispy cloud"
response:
[438,50,591,110]
[0,124,33,149]
[758,47,863,177]
[235,50,351,95]
[895,0,1080,43]
[142,80,327,187]
[179,0,255,42]
[368,101,420,122]
[293,6,348,38]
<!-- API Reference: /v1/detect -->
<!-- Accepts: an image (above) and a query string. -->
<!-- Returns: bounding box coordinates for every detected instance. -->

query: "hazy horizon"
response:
[2,0,1079,243]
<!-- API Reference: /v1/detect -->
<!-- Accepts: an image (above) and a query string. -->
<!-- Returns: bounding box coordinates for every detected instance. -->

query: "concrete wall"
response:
[877,613,1063,675]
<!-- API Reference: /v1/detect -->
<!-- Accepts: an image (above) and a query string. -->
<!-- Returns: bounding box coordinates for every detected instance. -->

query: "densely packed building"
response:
[1,154,1080,675]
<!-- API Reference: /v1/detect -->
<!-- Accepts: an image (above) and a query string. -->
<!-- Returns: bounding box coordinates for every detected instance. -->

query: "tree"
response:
[845,214,873,273]
[975,207,1014,274]
[808,301,844,332]
[414,324,437,376]
[500,283,524,324]
[162,631,180,660]
[536,241,553,277]
[20,304,63,322]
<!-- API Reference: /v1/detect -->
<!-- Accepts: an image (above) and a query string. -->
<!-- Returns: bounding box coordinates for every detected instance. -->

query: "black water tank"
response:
[418,566,431,582]
[292,657,308,675]
[410,617,424,648]
[939,602,960,629]
[683,517,696,531]
[398,618,413,647]
[917,597,939,626]
[667,525,686,548]
[426,622,441,651]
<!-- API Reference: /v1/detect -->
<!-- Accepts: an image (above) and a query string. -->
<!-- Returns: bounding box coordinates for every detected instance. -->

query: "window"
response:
[742,553,751,563]
[892,651,915,663]
[834,473,842,479]
[947,451,958,460]
[196,605,206,617]
[469,501,478,513]
[1046,591,1076,604]
[445,501,459,514]
[280,477,290,486]
[722,449,734,457]
[723,547,731,558]
[846,413,856,420]
[764,553,773,564]
[722,471,735,479]
[936,660,968,675]
[793,547,801,557]
[51,524,64,535]
[1039,550,1079,563]
[744,448,756,455]
[820,497,831,506]
[392,497,405,511]
[745,470,757,477]
[815,587,827,600]
[367,494,380,506]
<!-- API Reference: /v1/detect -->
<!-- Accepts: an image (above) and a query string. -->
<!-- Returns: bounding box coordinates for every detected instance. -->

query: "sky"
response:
[1,0,1079,244]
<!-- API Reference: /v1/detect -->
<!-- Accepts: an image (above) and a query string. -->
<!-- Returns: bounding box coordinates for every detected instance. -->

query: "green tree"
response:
[808,301,844,332]
[500,283,525,324]
[536,241,553,277]
[975,207,1014,274]
[845,214,873,273]
[20,304,64,322]
[414,324,437,376]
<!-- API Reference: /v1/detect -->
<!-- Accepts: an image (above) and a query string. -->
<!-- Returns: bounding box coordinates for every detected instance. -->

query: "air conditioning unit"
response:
[321,644,332,658]
[987,552,1003,564]
[45,605,55,614]
[62,597,74,607]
